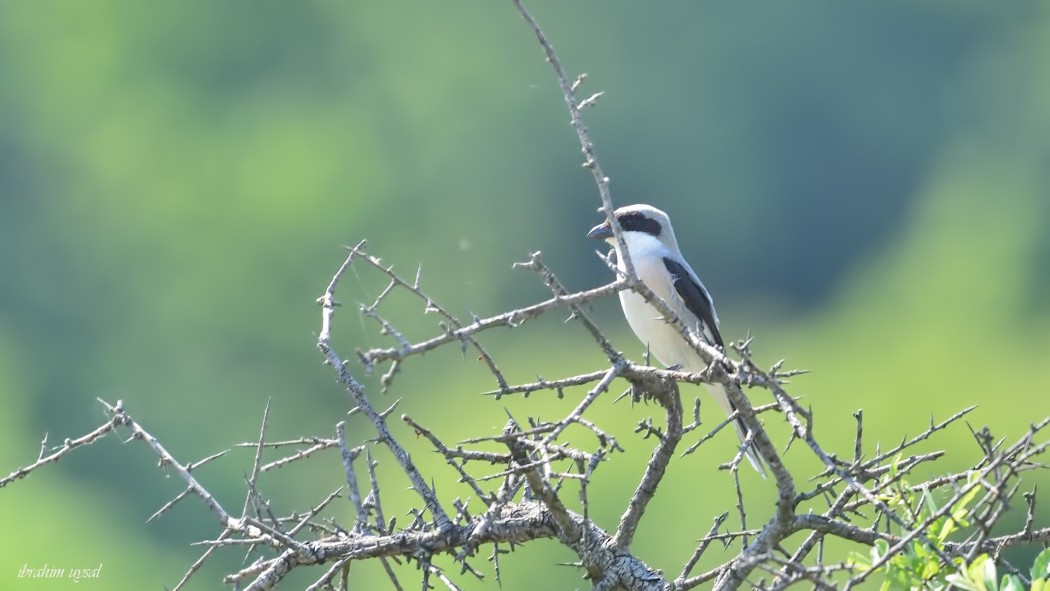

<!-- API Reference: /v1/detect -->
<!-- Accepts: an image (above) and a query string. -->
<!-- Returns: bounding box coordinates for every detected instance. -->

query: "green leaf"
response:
[920,555,941,581]
[910,541,928,562]
[951,481,981,521]
[890,454,902,479]
[1032,548,1050,582]
[886,566,914,591]
[999,574,1024,591]
[849,551,872,570]
[981,556,998,591]
[946,565,981,591]
[961,556,991,591]
[936,516,955,543]
[922,487,940,518]
[873,538,890,562]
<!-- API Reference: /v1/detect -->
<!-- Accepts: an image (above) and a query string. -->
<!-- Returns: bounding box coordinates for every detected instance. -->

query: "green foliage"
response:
[944,550,1050,591]
[850,463,1049,591]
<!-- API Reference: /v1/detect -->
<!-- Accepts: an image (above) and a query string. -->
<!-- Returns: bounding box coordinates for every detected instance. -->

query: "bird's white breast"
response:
[614,233,710,373]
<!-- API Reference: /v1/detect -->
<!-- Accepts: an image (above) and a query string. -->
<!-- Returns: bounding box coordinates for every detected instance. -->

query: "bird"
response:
[588,203,766,476]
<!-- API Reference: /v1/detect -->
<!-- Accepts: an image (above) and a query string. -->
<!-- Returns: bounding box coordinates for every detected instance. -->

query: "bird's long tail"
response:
[703,383,767,478]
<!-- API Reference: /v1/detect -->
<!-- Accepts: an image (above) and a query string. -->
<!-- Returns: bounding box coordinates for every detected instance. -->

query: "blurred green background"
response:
[1,0,1048,589]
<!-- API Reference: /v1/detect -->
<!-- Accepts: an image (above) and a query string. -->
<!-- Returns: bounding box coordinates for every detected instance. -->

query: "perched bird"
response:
[588,203,765,475]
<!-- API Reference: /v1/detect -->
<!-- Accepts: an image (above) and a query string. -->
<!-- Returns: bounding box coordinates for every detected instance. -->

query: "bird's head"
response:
[587,203,681,255]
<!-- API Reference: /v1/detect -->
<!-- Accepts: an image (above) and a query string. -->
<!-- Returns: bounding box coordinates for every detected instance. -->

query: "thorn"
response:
[578,91,604,109]
[571,73,588,93]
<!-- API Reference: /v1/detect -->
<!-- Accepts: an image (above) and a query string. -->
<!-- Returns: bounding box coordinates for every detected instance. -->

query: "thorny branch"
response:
[2,2,1048,591]
[4,239,1046,590]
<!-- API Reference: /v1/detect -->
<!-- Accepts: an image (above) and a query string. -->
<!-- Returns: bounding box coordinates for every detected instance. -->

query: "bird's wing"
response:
[663,258,767,477]
[662,257,724,349]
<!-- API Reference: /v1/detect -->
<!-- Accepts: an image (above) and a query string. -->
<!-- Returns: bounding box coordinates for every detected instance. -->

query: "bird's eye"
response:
[618,213,661,237]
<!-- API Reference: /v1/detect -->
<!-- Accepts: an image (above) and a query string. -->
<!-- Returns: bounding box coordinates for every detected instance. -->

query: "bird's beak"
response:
[587,221,613,240]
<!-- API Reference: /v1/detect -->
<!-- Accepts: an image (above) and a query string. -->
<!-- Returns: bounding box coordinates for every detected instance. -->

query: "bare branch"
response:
[1,412,122,488]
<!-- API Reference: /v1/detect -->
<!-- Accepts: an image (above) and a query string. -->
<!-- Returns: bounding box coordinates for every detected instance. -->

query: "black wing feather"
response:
[664,258,768,475]
[665,257,762,471]
[663,257,724,349]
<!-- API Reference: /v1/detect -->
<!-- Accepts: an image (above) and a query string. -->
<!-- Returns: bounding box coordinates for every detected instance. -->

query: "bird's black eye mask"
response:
[617,212,662,237]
